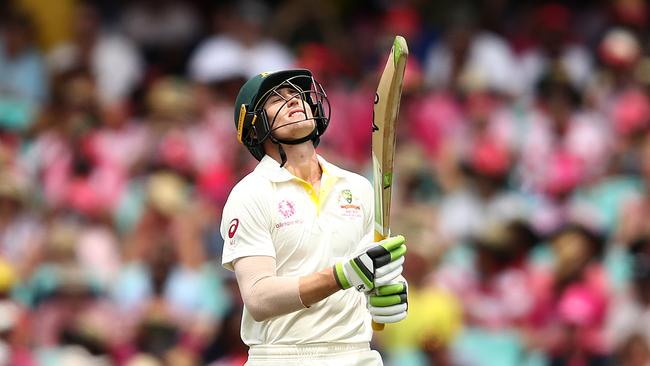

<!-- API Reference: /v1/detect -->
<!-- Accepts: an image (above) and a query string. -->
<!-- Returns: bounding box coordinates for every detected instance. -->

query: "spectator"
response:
[615,133,650,247]
[441,223,534,334]
[607,239,650,351]
[188,0,294,84]
[120,0,202,75]
[608,88,650,175]
[376,249,462,366]
[527,224,611,365]
[112,173,231,360]
[0,258,36,366]
[423,6,521,96]
[517,3,594,95]
[587,27,643,108]
[437,138,529,243]
[0,8,48,132]
[0,170,44,278]
[615,334,650,366]
[48,1,143,106]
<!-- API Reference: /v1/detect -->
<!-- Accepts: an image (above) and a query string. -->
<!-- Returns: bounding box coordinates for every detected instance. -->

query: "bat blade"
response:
[371,36,408,331]
[372,36,408,240]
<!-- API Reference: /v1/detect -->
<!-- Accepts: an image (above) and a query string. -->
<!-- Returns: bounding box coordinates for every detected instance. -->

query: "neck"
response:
[267,142,321,183]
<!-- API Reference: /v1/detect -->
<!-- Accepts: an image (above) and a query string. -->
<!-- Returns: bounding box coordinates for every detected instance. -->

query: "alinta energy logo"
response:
[278,199,296,218]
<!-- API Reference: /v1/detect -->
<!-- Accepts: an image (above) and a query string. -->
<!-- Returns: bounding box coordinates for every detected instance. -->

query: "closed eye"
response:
[267,94,283,104]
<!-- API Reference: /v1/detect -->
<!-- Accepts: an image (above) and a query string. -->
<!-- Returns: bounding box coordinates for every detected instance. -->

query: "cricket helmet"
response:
[233,69,330,161]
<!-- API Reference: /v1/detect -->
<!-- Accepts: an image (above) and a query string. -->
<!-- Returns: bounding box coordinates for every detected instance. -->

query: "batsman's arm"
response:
[233,256,340,322]
[232,236,406,322]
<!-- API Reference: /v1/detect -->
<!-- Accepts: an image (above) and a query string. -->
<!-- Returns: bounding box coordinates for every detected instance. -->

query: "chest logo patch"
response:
[338,189,362,217]
[278,199,296,218]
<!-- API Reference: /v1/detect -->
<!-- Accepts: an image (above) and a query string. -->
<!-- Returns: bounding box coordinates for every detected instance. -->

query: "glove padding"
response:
[367,276,408,324]
[333,235,406,292]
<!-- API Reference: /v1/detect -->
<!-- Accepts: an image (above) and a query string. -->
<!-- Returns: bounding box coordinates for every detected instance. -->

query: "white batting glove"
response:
[367,275,408,324]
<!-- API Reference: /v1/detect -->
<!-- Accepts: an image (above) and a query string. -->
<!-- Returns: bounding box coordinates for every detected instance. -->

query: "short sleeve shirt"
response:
[221,154,374,345]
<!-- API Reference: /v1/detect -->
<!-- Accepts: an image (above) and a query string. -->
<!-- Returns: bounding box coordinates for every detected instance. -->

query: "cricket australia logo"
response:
[342,189,353,204]
[338,189,362,218]
[278,199,296,218]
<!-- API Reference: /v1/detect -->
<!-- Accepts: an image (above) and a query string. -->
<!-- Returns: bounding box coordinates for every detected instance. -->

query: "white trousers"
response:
[245,342,383,366]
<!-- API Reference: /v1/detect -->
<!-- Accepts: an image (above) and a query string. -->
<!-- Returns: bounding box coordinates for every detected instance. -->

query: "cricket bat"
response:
[371,36,408,331]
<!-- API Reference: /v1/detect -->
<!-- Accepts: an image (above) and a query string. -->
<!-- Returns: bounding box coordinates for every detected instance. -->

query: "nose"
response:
[286,92,301,107]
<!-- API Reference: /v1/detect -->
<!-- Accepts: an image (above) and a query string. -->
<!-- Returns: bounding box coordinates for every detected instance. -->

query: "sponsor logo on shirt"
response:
[228,218,239,247]
[278,199,296,218]
[275,199,302,229]
[275,219,304,229]
[228,218,239,238]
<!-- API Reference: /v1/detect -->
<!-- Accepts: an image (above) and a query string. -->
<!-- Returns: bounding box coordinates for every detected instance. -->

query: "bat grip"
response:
[372,320,385,331]
[371,231,387,331]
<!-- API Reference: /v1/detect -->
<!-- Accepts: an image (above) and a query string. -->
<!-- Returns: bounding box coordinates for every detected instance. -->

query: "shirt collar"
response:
[316,155,347,179]
[255,154,347,183]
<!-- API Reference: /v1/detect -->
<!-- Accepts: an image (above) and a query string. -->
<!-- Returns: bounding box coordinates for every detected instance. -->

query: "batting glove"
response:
[333,235,406,292]
[367,276,408,324]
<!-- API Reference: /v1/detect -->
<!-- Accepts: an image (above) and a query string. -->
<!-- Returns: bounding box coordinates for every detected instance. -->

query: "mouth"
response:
[288,109,305,118]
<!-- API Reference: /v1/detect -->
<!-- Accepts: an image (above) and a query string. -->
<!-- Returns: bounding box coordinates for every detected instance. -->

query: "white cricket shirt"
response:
[221,154,373,346]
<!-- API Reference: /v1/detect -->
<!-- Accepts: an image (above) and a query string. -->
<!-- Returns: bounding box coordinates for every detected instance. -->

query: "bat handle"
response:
[372,321,385,331]
[371,231,387,331]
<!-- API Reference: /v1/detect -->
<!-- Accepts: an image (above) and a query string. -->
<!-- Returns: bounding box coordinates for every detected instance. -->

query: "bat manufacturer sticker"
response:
[372,93,380,132]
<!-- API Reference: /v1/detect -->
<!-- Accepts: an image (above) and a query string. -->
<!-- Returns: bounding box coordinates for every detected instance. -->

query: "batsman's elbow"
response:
[245,302,272,322]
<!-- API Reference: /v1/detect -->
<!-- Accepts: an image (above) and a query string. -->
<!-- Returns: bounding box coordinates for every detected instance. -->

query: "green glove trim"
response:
[376,283,405,296]
[369,293,407,307]
[390,245,407,261]
[333,263,351,289]
[350,259,374,289]
[380,235,406,251]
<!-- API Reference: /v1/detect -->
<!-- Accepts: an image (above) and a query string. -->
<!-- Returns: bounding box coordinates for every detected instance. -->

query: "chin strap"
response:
[270,127,318,167]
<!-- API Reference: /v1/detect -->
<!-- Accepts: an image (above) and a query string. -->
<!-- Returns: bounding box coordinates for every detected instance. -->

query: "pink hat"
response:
[408,93,463,157]
[67,178,105,216]
[197,166,234,205]
[612,89,650,135]
[383,6,422,40]
[403,58,423,93]
[470,138,511,177]
[558,284,606,327]
[296,43,348,81]
[544,151,584,196]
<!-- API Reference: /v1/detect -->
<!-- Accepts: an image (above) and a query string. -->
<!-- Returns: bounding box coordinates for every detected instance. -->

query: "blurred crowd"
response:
[1,0,650,365]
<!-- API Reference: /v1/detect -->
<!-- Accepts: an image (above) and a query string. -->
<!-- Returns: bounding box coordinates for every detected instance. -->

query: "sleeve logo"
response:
[228,218,240,238]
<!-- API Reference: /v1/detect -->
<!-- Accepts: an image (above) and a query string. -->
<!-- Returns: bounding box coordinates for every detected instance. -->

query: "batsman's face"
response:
[263,86,315,139]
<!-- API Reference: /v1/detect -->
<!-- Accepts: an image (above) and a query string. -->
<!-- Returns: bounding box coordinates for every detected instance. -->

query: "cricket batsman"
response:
[220,69,408,365]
